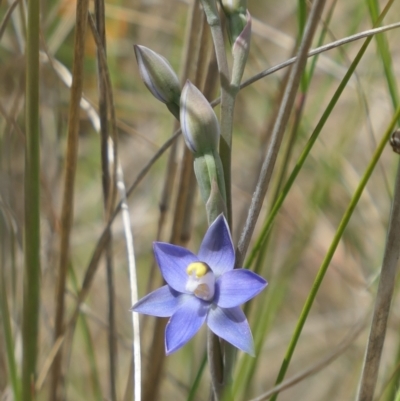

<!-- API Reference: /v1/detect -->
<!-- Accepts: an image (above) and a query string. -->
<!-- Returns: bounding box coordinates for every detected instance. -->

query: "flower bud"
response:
[231,11,251,87]
[180,80,219,155]
[134,45,181,106]
[220,0,247,44]
[221,0,247,14]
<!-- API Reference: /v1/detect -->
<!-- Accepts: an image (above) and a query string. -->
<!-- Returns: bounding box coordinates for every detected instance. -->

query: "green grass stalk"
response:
[304,0,337,90]
[367,0,399,110]
[297,0,307,92]
[22,0,41,397]
[186,354,207,401]
[382,335,400,401]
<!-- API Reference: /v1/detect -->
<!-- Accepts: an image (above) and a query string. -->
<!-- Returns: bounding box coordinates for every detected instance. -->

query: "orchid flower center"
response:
[185,262,215,301]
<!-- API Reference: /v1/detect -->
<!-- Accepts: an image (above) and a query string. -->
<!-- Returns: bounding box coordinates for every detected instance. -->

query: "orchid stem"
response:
[200,0,233,227]
[200,1,233,398]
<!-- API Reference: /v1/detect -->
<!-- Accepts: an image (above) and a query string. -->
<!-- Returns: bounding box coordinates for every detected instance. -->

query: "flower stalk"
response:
[200,0,233,226]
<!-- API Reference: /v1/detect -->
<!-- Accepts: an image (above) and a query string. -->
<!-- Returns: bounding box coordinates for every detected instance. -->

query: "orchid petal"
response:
[131,285,183,317]
[165,296,208,355]
[153,242,198,293]
[214,269,267,308]
[132,214,267,357]
[207,306,254,356]
[198,215,235,276]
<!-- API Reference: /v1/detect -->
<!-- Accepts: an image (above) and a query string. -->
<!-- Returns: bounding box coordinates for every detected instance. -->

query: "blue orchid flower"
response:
[131,214,267,355]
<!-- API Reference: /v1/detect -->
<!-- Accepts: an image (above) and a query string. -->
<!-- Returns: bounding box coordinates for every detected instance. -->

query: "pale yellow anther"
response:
[186,262,209,278]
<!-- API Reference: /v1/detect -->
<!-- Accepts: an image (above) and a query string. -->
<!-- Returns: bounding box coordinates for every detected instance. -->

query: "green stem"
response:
[367,0,399,110]
[270,104,400,401]
[22,0,41,397]
[200,0,233,227]
[186,354,207,401]
[297,0,307,92]
[383,336,400,401]
[219,92,235,227]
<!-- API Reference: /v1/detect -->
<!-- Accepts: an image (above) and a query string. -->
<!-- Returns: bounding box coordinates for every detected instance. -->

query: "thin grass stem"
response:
[0,0,20,41]
[356,159,400,401]
[115,156,141,401]
[50,0,89,398]
[186,354,207,401]
[381,336,400,401]
[22,0,40,397]
[93,0,118,397]
[238,21,400,94]
[367,0,399,110]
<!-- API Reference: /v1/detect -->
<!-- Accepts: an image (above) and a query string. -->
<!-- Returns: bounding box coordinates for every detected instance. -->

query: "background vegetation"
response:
[1,0,400,400]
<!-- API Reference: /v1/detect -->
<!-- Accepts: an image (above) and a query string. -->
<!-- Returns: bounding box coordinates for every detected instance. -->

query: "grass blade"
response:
[22,0,40,397]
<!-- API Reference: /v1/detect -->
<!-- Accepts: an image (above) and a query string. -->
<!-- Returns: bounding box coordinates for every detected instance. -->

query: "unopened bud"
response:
[221,0,247,14]
[134,45,181,107]
[180,80,219,155]
[231,11,251,87]
[221,0,248,44]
